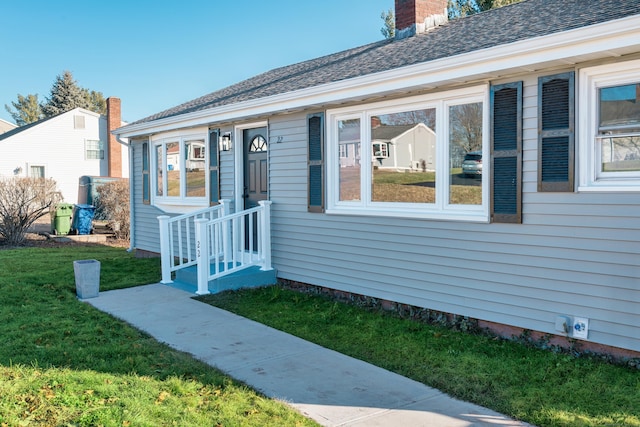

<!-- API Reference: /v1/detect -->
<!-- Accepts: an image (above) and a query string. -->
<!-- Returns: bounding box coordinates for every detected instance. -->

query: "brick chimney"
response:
[395,0,448,39]
[106,97,122,177]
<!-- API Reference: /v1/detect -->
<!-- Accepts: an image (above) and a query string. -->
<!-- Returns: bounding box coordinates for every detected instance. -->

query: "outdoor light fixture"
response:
[219,132,232,151]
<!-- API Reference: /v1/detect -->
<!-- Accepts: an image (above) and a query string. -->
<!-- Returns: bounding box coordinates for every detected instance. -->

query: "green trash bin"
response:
[51,203,74,235]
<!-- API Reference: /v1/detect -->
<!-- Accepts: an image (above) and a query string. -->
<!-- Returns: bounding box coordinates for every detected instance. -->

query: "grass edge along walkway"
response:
[198,285,640,427]
[0,245,318,426]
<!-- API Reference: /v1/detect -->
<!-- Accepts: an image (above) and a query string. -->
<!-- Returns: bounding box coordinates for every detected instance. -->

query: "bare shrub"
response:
[95,179,130,240]
[0,177,62,246]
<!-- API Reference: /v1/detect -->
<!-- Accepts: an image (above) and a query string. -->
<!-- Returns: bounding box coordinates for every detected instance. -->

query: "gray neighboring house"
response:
[115,0,640,356]
[372,123,437,171]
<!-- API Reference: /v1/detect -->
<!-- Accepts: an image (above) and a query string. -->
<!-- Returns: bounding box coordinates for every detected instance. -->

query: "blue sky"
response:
[1,0,393,124]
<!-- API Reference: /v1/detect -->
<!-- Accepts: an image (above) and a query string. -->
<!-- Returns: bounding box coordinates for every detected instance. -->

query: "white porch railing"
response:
[158,199,273,295]
[158,200,231,285]
[194,200,272,295]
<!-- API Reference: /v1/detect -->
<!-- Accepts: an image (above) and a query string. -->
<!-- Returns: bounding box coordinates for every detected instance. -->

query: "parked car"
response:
[462,151,482,177]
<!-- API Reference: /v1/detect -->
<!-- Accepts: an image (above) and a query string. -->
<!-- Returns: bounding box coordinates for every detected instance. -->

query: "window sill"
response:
[153,198,208,214]
[325,206,489,223]
[578,182,640,192]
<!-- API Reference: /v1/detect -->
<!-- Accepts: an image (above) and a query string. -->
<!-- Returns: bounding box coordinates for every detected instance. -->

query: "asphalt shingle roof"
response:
[132,0,639,125]
[372,125,418,141]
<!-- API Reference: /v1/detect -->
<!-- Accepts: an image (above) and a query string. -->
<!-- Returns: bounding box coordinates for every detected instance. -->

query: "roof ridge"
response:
[124,0,638,127]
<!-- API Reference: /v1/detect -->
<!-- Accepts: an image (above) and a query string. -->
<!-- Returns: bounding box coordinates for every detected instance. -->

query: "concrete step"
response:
[174,263,277,294]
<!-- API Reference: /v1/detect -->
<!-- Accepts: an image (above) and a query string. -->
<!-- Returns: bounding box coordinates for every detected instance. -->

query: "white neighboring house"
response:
[0,118,17,135]
[0,98,128,204]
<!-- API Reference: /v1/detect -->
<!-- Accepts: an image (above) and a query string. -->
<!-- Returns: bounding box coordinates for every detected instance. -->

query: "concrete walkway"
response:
[86,284,532,427]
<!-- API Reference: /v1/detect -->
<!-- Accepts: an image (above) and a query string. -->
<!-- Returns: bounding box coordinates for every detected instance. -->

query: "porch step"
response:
[173,263,277,294]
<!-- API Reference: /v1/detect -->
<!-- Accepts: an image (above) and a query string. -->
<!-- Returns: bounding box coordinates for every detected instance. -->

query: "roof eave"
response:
[114,14,640,139]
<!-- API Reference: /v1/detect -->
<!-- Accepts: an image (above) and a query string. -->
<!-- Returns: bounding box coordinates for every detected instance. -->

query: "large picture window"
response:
[327,86,488,221]
[579,59,640,191]
[153,133,208,205]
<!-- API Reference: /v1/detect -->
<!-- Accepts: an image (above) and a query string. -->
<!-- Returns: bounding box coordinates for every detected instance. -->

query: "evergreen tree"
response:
[448,0,521,19]
[380,9,395,40]
[40,70,89,118]
[4,94,43,126]
[82,89,107,115]
[6,71,108,123]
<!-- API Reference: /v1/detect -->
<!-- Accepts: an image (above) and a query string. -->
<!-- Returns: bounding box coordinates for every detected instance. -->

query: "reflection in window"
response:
[370,109,436,203]
[599,136,640,172]
[186,140,206,197]
[449,102,483,205]
[166,142,180,197]
[155,145,163,196]
[338,118,361,201]
[598,83,640,173]
[599,84,640,130]
[372,143,388,158]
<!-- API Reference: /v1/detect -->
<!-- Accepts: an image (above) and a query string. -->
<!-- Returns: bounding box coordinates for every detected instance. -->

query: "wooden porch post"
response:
[194,218,210,295]
[157,215,172,284]
[219,199,232,262]
[258,201,272,271]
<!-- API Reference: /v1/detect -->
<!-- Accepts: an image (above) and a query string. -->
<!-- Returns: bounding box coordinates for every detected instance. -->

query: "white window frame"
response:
[578,59,640,192]
[27,164,46,178]
[151,129,209,212]
[372,142,389,158]
[339,144,348,158]
[85,139,104,160]
[326,85,489,222]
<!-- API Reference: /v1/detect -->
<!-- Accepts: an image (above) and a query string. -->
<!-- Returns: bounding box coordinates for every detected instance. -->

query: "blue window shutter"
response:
[538,72,575,192]
[209,129,220,206]
[491,82,522,223]
[142,141,150,205]
[308,113,324,213]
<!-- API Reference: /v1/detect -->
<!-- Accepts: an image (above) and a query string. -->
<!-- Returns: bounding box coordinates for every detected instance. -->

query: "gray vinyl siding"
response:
[131,140,164,253]
[219,126,235,204]
[129,70,638,352]
[266,74,640,352]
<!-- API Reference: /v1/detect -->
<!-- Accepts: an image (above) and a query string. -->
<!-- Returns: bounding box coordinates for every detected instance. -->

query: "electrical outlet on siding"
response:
[572,317,589,339]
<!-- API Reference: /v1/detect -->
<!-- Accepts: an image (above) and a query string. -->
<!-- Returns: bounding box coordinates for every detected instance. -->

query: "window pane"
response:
[600,135,640,172]
[449,102,483,205]
[599,83,640,132]
[370,109,436,203]
[86,140,103,160]
[185,140,206,197]
[338,118,361,201]
[30,166,45,178]
[166,142,180,197]
[155,145,163,196]
[142,142,149,171]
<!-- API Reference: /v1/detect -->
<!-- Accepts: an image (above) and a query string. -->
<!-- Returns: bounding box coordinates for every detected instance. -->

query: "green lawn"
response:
[373,168,482,204]
[0,245,316,426]
[199,285,640,427]
[4,243,637,426]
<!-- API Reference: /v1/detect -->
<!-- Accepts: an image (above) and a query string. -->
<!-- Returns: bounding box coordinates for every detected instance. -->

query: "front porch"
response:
[168,263,277,294]
[157,200,277,295]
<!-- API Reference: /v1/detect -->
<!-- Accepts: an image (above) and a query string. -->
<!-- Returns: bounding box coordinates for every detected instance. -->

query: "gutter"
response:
[114,14,640,139]
[115,133,135,253]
